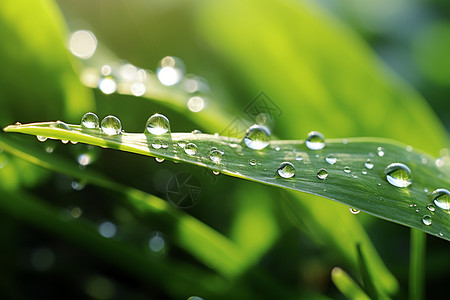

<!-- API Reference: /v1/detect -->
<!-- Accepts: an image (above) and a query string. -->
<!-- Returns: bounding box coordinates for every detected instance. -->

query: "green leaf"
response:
[331,267,371,300]
[4,121,449,243]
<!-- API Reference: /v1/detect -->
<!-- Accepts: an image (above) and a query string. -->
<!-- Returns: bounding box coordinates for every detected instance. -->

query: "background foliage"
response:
[0,0,449,299]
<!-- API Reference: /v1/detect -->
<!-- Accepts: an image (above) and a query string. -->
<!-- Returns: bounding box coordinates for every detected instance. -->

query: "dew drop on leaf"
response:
[243,125,270,150]
[37,136,48,142]
[349,208,360,215]
[377,147,385,157]
[317,168,329,180]
[101,115,122,136]
[431,189,450,212]
[277,162,295,178]
[384,163,412,188]
[146,113,170,135]
[426,204,435,212]
[209,149,223,164]
[81,112,99,129]
[364,159,374,169]
[305,131,325,150]
[155,157,164,163]
[344,166,351,173]
[213,171,220,175]
[249,159,257,166]
[184,143,197,156]
[422,215,432,226]
[325,154,337,165]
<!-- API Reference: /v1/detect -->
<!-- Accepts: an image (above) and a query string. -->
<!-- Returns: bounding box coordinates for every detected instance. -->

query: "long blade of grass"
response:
[4,122,449,242]
[331,267,371,300]
[409,229,426,300]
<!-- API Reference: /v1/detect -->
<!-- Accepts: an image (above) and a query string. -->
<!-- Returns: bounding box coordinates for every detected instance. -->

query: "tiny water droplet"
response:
[52,121,71,131]
[161,142,169,149]
[178,141,187,148]
[191,129,202,134]
[362,169,367,175]
[424,187,429,193]
[422,215,432,226]
[305,131,325,150]
[184,143,197,155]
[439,232,443,237]
[209,149,223,164]
[151,140,162,149]
[426,204,435,212]
[243,125,270,150]
[101,115,122,135]
[212,171,220,175]
[81,112,99,129]
[349,208,360,215]
[351,173,358,179]
[384,163,412,188]
[249,159,257,166]
[431,189,450,212]
[37,136,48,142]
[317,168,328,180]
[406,145,413,152]
[377,182,381,186]
[364,159,374,169]
[275,146,280,151]
[277,162,295,178]
[377,147,385,157]
[146,113,170,135]
[344,166,351,173]
[155,157,165,163]
[325,154,337,165]
[61,140,69,144]
[295,155,303,161]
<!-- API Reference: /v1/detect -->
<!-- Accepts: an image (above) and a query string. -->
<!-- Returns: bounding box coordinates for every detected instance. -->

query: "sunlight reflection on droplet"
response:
[131,82,146,96]
[187,96,204,112]
[69,30,97,59]
[157,56,184,86]
[98,77,117,94]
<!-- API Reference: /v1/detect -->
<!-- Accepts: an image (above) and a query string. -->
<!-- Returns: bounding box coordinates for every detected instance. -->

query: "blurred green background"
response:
[0,0,449,299]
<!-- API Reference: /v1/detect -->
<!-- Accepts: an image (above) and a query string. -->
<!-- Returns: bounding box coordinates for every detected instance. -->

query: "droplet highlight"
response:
[384,163,412,188]
[431,189,450,212]
[243,125,270,150]
[277,162,295,178]
[422,215,432,226]
[209,149,223,164]
[101,115,122,136]
[305,131,325,150]
[349,208,360,215]
[317,168,329,180]
[325,154,337,165]
[364,159,374,169]
[81,112,99,129]
[184,143,197,156]
[146,113,170,135]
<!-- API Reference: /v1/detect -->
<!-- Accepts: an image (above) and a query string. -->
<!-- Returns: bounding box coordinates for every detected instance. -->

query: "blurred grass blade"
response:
[409,229,426,300]
[356,244,384,300]
[331,267,371,300]
[4,122,449,242]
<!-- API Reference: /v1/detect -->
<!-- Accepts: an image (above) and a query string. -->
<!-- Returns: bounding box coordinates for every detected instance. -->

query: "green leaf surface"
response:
[4,122,449,243]
[331,267,371,300]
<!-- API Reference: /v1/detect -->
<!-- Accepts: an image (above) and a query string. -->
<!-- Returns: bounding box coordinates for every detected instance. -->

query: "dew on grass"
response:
[384,163,412,188]
[209,149,223,164]
[101,116,122,136]
[81,112,99,129]
[243,125,270,150]
[249,159,257,166]
[277,162,295,178]
[152,140,162,149]
[426,204,435,212]
[155,157,165,163]
[422,215,432,226]
[317,168,328,180]
[364,159,374,169]
[431,189,450,212]
[344,166,351,173]
[305,131,325,150]
[377,147,385,157]
[325,154,337,165]
[184,143,197,155]
[349,208,360,215]
[37,136,48,142]
[146,113,170,135]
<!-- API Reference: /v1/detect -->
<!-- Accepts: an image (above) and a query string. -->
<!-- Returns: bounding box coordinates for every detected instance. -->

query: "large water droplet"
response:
[146,113,170,135]
[101,115,122,135]
[243,125,270,150]
[384,163,412,188]
[317,168,328,180]
[325,154,337,165]
[184,143,197,156]
[364,159,374,169]
[349,208,360,215]
[431,189,450,212]
[209,149,223,164]
[305,131,325,150]
[277,162,295,178]
[81,112,99,129]
[422,215,432,226]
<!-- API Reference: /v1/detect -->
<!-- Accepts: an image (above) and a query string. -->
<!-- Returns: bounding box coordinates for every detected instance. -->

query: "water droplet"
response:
[101,115,122,135]
[37,136,48,142]
[98,76,117,94]
[98,221,117,238]
[364,159,374,169]
[155,157,165,163]
[77,153,93,166]
[439,232,443,237]
[406,145,413,152]
[151,140,162,149]
[161,142,169,149]
[277,162,295,178]
[81,112,99,129]
[209,149,223,164]
[146,113,170,135]
[325,154,337,165]
[187,96,204,112]
[71,180,86,191]
[377,147,385,157]
[431,189,450,212]
[305,131,325,150]
[52,121,71,131]
[243,125,270,150]
[184,143,197,155]
[426,204,435,212]
[275,146,280,151]
[212,171,220,175]
[148,232,166,254]
[156,56,184,86]
[130,82,146,96]
[362,169,367,175]
[191,129,202,134]
[61,140,69,144]
[178,141,187,148]
[349,208,360,215]
[344,166,351,173]
[377,182,381,186]
[384,163,412,188]
[424,187,429,193]
[422,215,432,226]
[249,159,257,166]
[351,173,358,179]
[317,168,328,180]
